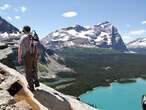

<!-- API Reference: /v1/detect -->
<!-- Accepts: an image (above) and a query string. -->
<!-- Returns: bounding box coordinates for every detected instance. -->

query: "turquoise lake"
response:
[79,79,146,110]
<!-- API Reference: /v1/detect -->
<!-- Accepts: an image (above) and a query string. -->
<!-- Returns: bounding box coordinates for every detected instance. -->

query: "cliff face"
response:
[0,63,97,110]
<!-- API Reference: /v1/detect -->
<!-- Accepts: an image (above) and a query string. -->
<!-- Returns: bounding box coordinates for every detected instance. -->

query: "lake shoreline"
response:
[79,78,140,97]
[79,78,146,110]
[41,74,146,97]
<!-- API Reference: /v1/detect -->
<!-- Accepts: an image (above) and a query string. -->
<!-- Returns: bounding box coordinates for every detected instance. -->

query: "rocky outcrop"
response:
[0,42,14,68]
[0,63,97,110]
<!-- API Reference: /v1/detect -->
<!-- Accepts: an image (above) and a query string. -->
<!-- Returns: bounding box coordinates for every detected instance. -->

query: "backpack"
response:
[29,31,40,57]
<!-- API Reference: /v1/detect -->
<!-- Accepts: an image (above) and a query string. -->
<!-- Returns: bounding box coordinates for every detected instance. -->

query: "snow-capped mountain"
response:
[127,37,146,54]
[42,21,128,52]
[0,16,19,33]
[0,16,20,47]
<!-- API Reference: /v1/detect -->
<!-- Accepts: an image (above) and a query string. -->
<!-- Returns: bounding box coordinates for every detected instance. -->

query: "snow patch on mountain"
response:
[0,32,21,49]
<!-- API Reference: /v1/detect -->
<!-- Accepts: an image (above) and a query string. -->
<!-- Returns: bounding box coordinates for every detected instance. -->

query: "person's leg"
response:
[24,54,34,91]
[32,57,40,87]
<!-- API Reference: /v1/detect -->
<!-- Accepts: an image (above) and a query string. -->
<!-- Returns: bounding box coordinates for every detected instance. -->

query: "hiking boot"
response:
[28,85,35,92]
[29,87,35,92]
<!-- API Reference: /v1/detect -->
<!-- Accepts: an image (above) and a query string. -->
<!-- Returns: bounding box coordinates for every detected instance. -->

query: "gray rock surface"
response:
[0,42,14,68]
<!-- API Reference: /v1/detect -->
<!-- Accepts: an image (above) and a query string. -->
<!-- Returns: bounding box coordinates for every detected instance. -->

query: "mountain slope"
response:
[42,21,128,52]
[0,16,19,33]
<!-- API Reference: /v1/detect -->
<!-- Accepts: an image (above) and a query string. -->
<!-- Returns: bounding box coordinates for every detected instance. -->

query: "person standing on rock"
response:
[18,26,40,92]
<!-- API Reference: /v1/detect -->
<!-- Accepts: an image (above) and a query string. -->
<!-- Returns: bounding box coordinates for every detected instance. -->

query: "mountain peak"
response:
[73,24,87,32]
[96,21,112,27]
[62,24,87,32]
[101,21,111,24]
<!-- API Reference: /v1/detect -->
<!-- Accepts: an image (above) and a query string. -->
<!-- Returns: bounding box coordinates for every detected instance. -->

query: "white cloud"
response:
[7,16,12,20]
[142,20,146,24]
[15,16,20,20]
[129,29,146,35]
[21,6,27,13]
[62,11,78,18]
[0,4,11,10]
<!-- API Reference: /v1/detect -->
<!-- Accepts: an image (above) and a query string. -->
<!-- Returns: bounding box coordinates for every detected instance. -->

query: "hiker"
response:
[18,26,40,92]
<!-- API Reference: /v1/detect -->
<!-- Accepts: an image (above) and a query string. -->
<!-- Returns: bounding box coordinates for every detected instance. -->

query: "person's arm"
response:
[36,42,41,62]
[18,46,22,64]
[18,37,24,64]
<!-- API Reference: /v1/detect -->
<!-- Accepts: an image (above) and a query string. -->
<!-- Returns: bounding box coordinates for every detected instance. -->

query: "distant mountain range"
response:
[42,21,128,52]
[2,16,146,54]
[127,37,146,54]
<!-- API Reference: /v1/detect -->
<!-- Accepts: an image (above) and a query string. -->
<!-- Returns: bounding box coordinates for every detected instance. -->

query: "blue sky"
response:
[0,0,146,42]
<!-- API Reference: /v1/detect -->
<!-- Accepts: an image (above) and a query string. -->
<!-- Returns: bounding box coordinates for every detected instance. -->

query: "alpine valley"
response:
[41,21,146,97]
